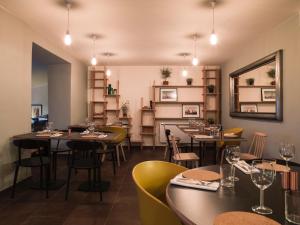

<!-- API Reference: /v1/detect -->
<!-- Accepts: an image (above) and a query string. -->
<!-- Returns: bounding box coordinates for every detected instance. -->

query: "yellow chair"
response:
[99,126,127,166]
[217,128,243,164]
[132,161,187,225]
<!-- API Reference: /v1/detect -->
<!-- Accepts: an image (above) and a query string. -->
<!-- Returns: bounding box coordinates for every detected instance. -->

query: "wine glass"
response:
[225,145,240,182]
[45,121,54,133]
[250,160,276,215]
[87,121,95,134]
[279,143,295,167]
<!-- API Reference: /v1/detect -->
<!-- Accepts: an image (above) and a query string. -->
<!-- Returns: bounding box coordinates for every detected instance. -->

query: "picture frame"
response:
[240,104,258,113]
[182,104,200,118]
[31,104,43,118]
[261,88,276,102]
[160,88,177,102]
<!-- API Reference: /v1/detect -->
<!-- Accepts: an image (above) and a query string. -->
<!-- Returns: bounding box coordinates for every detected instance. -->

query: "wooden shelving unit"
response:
[140,97,155,150]
[89,69,120,124]
[202,68,221,124]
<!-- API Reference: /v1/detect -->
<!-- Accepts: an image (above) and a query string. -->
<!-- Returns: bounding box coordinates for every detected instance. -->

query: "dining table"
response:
[177,125,247,165]
[11,130,120,191]
[166,164,298,225]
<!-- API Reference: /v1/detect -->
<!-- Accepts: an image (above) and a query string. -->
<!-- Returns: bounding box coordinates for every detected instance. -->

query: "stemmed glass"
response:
[250,160,276,215]
[45,121,54,133]
[279,143,295,168]
[225,145,240,182]
[87,121,95,134]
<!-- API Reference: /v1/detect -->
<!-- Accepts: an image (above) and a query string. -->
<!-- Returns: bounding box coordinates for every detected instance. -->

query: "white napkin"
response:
[193,134,213,139]
[184,129,199,132]
[234,160,252,174]
[50,133,63,137]
[170,174,219,191]
[80,130,89,135]
[98,134,108,139]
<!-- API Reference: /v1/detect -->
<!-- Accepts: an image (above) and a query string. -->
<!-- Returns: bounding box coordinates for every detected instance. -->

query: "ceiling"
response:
[1,0,300,66]
[32,43,69,65]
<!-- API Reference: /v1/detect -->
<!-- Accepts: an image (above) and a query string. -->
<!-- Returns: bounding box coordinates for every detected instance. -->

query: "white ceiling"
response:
[1,0,300,66]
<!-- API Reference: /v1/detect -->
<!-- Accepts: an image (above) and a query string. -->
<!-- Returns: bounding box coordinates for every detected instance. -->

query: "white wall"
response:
[221,14,300,163]
[88,65,219,145]
[0,8,87,190]
[48,64,71,130]
[32,61,48,115]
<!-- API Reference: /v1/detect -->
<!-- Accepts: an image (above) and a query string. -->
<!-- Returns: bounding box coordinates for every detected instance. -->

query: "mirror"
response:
[230,50,283,121]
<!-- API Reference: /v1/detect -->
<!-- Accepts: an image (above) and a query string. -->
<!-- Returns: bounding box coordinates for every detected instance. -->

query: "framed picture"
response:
[240,104,258,113]
[261,88,276,102]
[31,104,43,118]
[182,104,200,118]
[160,88,177,102]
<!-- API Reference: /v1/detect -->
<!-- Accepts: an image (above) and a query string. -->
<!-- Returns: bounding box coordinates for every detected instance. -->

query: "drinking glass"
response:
[285,190,300,224]
[250,160,276,215]
[46,121,54,132]
[87,121,95,134]
[279,143,295,167]
[225,145,240,182]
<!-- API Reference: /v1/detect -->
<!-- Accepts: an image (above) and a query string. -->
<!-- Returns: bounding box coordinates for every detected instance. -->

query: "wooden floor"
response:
[0,147,216,225]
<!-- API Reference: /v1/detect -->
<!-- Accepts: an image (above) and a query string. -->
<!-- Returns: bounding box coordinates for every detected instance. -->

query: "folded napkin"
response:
[50,133,63,137]
[193,134,213,139]
[234,160,252,174]
[80,130,89,135]
[170,174,219,191]
[98,134,108,139]
[184,129,199,132]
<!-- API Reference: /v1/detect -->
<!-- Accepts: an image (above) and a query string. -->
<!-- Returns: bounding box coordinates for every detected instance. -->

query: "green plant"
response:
[207,84,215,93]
[267,68,275,79]
[186,78,193,85]
[160,67,172,80]
[207,118,214,125]
[121,101,129,116]
[246,78,255,86]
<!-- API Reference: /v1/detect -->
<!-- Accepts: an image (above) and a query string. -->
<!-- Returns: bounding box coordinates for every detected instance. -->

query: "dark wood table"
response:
[166,165,297,225]
[11,131,120,191]
[177,126,247,165]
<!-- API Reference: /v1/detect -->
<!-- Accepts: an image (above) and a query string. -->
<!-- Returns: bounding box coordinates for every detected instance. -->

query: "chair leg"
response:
[195,161,199,168]
[97,167,103,201]
[120,144,126,162]
[40,166,44,189]
[53,152,57,181]
[163,146,168,160]
[116,145,120,167]
[46,165,50,198]
[111,151,116,175]
[65,167,72,200]
[88,169,92,189]
[11,164,19,198]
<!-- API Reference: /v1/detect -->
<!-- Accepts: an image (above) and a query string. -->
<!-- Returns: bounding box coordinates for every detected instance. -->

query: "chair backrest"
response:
[248,132,267,158]
[171,135,181,157]
[99,126,127,143]
[66,141,101,167]
[223,127,244,146]
[132,161,187,225]
[13,139,49,164]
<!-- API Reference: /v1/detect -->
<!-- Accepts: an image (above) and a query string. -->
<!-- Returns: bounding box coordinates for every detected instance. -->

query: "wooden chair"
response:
[171,135,199,168]
[240,132,267,160]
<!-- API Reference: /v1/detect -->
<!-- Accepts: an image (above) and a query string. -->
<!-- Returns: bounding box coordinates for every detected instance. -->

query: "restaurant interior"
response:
[0,0,300,225]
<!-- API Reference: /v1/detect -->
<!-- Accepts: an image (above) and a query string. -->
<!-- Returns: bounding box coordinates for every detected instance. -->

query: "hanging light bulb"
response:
[181,53,189,77]
[64,3,72,46]
[191,34,199,66]
[91,56,97,65]
[209,1,218,46]
[90,35,97,65]
[106,68,111,77]
[192,57,199,66]
[182,68,188,77]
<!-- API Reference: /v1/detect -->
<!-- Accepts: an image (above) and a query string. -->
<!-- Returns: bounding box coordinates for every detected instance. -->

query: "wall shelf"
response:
[239,101,275,104]
[237,85,276,88]
[154,101,204,104]
[153,85,204,88]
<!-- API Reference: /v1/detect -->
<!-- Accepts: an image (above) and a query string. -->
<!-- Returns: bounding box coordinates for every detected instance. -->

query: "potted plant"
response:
[267,68,276,85]
[186,78,193,85]
[161,67,171,85]
[246,78,255,86]
[207,84,215,93]
[121,101,129,117]
[207,118,215,125]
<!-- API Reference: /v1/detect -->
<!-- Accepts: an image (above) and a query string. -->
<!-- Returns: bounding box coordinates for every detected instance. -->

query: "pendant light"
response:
[64,3,72,46]
[191,34,199,66]
[209,0,218,46]
[104,53,112,77]
[90,35,97,66]
[182,53,188,77]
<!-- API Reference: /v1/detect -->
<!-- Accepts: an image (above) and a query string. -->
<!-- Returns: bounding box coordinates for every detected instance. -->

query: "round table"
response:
[166,165,297,225]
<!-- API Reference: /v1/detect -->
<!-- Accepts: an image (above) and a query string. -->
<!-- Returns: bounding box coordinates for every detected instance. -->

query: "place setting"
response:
[79,121,108,139]
[35,122,63,137]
